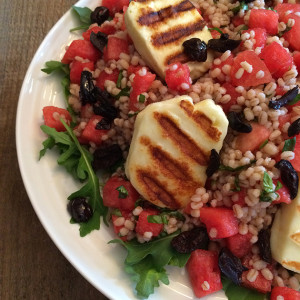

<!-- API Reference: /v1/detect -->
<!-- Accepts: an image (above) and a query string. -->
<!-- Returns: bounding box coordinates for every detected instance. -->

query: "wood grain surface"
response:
[0,1,109,299]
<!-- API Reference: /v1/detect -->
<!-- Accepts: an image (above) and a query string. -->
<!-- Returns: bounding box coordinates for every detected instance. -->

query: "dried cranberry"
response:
[171,227,209,253]
[182,38,207,62]
[90,6,110,25]
[90,31,108,53]
[79,71,96,105]
[257,229,272,263]
[275,159,299,199]
[95,117,111,130]
[92,144,123,171]
[288,118,300,137]
[219,248,247,285]
[227,111,252,133]
[206,149,220,177]
[67,197,93,223]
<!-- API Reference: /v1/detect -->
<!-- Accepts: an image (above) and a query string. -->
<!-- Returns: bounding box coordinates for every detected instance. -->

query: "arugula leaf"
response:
[288,94,300,106]
[110,231,190,298]
[70,6,92,32]
[222,277,267,300]
[231,1,248,15]
[116,185,129,199]
[219,160,256,172]
[283,137,296,152]
[41,61,75,120]
[260,172,282,202]
[40,122,108,236]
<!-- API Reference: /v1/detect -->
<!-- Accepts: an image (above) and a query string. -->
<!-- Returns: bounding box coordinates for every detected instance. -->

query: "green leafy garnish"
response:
[41,61,76,121]
[70,6,92,32]
[40,121,108,236]
[260,171,282,202]
[111,208,122,217]
[138,94,146,103]
[109,231,190,298]
[288,94,300,106]
[219,160,256,172]
[278,26,292,37]
[232,175,241,192]
[116,185,129,199]
[128,111,140,118]
[283,137,296,152]
[222,277,267,300]
[231,1,248,15]
[208,27,223,35]
[113,86,131,99]
[117,70,123,89]
[147,215,169,225]
[259,139,269,149]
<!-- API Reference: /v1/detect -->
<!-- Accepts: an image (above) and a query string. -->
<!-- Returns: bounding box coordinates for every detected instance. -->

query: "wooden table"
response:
[0,1,109,299]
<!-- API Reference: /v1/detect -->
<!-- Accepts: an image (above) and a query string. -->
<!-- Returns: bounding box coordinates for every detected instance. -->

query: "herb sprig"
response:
[260,171,282,202]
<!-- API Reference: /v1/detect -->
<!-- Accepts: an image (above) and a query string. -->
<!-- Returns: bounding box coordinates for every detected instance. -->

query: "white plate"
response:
[16,1,227,299]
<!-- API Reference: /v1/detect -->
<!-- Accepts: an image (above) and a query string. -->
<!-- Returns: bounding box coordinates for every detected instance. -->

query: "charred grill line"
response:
[154,112,209,165]
[151,20,206,47]
[138,0,194,26]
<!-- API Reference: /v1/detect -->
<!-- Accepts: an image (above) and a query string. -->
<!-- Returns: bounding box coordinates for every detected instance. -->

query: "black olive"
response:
[67,197,93,223]
[269,86,299,110]
[288,118,300,137]
[92,144,123,171]
[207,33,241,53]
[206,149,220,177]
[227,111,252,133]
[95,117,111,130]
[93,88,118,121]
[171,227,209,253]
[182,38,207,62]
[257,229,272,263]
[90,6,110,25]
[90,31,108,53]
[275,159,299,199]
[79,71,96,105]
[218,248,248,285]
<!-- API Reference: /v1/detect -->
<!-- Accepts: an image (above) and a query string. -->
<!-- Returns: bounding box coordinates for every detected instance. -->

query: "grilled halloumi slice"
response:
[124,0,213,80]
[271,184,300,274]
[125,96,228,209]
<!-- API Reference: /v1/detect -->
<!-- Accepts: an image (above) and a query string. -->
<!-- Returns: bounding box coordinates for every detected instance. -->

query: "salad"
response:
[39,0,300,299]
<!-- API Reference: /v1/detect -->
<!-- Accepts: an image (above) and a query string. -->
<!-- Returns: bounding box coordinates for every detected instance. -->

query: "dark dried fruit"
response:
[288,118,300,137]
[206,149,220,177]
[207,33,241,53]
[171,227,209,253]
[218,248,247,285]
[92,144,123,171]
[227,111,252,133]
[67,197,93,223]
[95,117,111,130]
[90,6,110,25]
[79,71,96,105]
[275,159,299,199]
[90,31,108,53]
[257,229,272,263]
[269,86,299,110]
[182,38,207,62]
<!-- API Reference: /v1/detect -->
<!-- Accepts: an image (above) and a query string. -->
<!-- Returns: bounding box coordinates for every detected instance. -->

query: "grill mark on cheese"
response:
[180,100,222,142]
[297,205,300,212]
[154,112,209,165]
[283,260,300,271]
[151,20,206,47]
[140,136,193,181]
[291,233,300,245]
[138,0,194,26]
[166,51,189,65]
[136,170,180,209]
